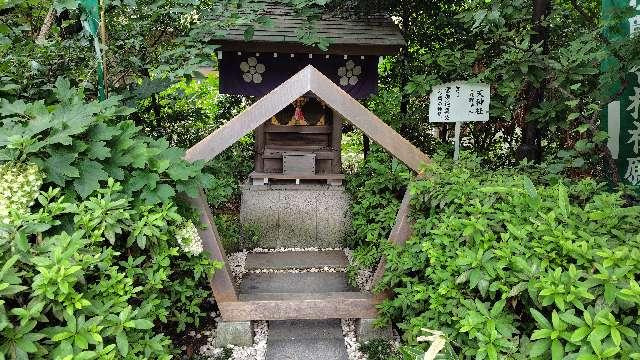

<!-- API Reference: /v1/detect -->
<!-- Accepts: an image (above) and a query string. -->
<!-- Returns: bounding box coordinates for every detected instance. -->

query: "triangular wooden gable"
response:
[185,65,431,172]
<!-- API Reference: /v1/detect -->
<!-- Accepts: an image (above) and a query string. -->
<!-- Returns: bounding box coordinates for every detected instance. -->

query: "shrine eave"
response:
[210,1,405,56]
[214,40,403,56]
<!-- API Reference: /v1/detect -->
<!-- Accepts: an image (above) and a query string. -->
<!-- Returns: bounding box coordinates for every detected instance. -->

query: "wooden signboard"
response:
[429,82,490,160]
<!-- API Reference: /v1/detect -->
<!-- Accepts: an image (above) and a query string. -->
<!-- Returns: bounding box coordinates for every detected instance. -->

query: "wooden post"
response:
[331,109,343,173]
[184,189,238,302]
[370,189,414,289]
[254,123,265,172]
[453,121,461,161]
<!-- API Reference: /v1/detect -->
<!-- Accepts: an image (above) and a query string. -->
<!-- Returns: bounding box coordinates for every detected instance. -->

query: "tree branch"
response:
[36,4,56,43]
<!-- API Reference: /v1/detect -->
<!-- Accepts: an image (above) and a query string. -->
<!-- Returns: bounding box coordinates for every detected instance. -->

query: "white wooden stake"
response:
[453,121,462,161]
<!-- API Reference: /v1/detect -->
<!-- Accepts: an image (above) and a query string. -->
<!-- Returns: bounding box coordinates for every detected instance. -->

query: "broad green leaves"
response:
[0,81,211,201]
[371,155,640,359]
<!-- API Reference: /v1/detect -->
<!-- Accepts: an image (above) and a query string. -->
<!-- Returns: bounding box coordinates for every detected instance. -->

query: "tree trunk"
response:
[36,5,56,43]
[516,0,551,162]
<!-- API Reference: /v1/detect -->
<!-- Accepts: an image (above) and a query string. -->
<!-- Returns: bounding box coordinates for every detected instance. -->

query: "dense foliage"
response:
[376,154,640,359]
[345,149,411,281]
[3,0,640,358]
[0,84,222,359]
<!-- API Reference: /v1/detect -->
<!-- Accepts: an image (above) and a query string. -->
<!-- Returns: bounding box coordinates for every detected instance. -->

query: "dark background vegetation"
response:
[1,0,640,358]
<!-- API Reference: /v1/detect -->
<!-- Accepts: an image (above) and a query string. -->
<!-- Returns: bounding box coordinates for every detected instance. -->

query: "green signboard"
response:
[602,0,640,185]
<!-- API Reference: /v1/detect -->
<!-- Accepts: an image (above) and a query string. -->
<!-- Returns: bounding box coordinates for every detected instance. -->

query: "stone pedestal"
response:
[213,321,254,347]
[240,184,351,249]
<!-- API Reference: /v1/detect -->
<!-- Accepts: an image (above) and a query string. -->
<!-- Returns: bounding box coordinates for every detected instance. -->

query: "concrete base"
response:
[357,318,393,343]
[240,184,351,248]
[213,321,254,347]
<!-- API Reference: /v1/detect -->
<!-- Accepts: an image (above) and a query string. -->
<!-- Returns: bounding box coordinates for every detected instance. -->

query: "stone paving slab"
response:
[239,272,358,294]
[266,319,348,360]
[245,250,348,270]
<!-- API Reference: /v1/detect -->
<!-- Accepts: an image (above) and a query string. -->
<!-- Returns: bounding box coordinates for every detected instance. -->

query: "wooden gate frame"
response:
[184,65,431,321]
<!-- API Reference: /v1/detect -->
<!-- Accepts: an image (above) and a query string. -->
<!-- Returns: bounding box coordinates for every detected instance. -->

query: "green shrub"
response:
[130,74,254,211]
[345,148,411,281]
[360,338,401,360]
[214,213,261,253]
[0,82,223,358]
[377,153,640,359]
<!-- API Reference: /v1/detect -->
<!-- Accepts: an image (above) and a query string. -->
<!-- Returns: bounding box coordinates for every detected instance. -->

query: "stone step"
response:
[266,319,348,360]
[238,291,374,301]
[239,272,358,294]
[245,250,348,271]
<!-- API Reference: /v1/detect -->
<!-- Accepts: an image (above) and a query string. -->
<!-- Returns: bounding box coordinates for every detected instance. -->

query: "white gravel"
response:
[248,266,346,274]
[227,250,247,285]
[344,248,374,292]
[227,247,371,286]
[199,320,268,360]
[342,319,366,360]
[251,246,344,253]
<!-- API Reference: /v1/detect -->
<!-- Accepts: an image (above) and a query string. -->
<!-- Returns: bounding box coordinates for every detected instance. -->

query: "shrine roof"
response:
[213,1,405,56]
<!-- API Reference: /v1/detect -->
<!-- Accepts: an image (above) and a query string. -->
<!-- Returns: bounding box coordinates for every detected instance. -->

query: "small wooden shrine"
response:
[181,1,431,335]
[213,1,405,185]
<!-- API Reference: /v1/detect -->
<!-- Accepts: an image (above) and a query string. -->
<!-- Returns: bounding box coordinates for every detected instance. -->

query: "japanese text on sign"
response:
[429,82,490,123]
[625,70,640,184]
[631,1,640,34]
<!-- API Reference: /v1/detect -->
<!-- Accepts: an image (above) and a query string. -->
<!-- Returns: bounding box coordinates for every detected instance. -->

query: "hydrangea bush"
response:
[0,83,223,358]
[0,162,43,225]
[176,221,204,256]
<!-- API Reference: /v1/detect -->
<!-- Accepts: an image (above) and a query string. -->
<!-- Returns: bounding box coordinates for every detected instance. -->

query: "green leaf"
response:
[140,183,175,204]
[571,327,590,343]
[73,160,108,198]
[115,332,128,356]
[551,339,564,360]
[601,346,620,358]
[244,26,255,41]
[131,319,153,329]
[52,331,74,341]
[469,269,481,287]
[128,171,160,192]
[590,325,609,342]
[604,283,617,305]
[529,339,550,357]
[523,176,538,199]
[558,184,569,217]
[43,149,79,185]
[487,344,497,360]
[530,309,552,329]
[490,299,505,317]
[532,329,553,340]
[86,141,110,160]
[166,161,196,181]
[88,122,121,141]
[53,0,79,12]
[610,327,621,347]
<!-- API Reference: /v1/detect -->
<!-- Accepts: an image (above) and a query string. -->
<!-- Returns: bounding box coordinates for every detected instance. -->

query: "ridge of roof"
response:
[185,65,429,172]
